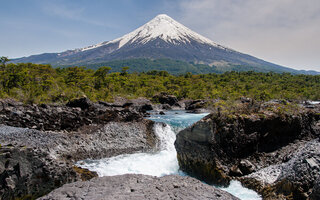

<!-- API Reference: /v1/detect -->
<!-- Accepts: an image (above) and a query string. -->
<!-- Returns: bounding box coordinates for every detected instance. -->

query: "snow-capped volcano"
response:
[80,14,227,51]
[13,14,301,74]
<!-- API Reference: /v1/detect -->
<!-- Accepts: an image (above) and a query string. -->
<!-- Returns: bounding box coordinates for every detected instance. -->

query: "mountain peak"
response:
[80,14,223,52]
[153,14,172,19]
[13,14,300,74]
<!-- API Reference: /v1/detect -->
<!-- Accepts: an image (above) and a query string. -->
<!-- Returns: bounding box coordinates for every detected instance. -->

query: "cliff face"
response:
[175,107,320,199]
[0,98,158,199]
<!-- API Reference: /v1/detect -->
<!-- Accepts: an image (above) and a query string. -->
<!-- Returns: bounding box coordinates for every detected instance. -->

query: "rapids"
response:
[76,110,261,200]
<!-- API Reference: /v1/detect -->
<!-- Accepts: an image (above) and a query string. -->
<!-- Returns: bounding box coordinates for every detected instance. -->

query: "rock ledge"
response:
[39,174,239,200]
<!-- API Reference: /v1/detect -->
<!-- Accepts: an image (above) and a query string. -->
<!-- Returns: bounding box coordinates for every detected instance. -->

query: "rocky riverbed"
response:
[0,96,225,200]
[2,96,318,199]
[0,98,158,199]
[175,101,320,199]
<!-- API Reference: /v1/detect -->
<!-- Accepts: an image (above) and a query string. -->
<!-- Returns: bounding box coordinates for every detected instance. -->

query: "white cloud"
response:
[178,0,320,71]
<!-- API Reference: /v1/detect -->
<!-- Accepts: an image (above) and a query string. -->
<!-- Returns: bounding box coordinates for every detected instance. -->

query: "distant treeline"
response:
[63,58,313,75]
[0,62,319,104]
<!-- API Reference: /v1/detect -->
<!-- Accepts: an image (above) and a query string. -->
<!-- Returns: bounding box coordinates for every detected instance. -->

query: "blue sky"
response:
[1,0,319,71]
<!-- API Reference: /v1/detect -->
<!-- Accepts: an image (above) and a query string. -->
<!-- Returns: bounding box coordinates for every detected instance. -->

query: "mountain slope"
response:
[12,14,317,74]
[75,58,302,75]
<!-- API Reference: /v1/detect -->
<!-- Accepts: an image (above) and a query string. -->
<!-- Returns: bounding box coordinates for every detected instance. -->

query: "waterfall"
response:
[76,123,179,177]
[76,111,261,200]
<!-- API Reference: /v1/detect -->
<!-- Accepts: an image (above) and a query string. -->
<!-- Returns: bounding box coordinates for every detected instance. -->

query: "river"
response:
[76,110,261,200]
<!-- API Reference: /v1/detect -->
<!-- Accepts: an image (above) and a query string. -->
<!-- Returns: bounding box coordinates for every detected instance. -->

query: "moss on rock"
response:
[73,166,98,181]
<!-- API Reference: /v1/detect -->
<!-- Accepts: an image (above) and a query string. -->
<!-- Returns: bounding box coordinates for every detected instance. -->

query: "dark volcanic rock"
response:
[0,98,159,199]
[0,98,145,132]
[175,108,320,198]
[0,119,157,199]
[185,99,208,110]
[152,93,180,107]
[0,127,78,199]
[99,98,154,113]
[273,140,320,199]
[0,142,78,200]
[39,174,239,200]
[127,98,154,113]
[240,139,320,199]
[310,176,320,200]
[66,97,93,110]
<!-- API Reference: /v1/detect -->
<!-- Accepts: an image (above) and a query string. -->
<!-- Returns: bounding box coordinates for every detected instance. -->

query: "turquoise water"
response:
[77,110,261,200]
[147,110,209,132]
[148,111,261,200]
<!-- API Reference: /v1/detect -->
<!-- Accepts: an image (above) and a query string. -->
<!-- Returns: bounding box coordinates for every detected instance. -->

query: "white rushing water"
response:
[220,181,261,200]
[76,111,261,200]
[77,123,179,177]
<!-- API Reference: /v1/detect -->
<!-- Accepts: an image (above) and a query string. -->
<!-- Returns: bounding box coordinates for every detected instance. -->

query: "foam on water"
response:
[77,124,179,177]
[147,110,209,132]
[220,181,262,200]
[76,111,261,200]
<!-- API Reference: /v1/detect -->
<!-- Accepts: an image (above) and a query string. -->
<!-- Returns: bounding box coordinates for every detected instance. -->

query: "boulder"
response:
[161,104,172,110]
[238,159,256,175]
[39,174,239,200]
[127,98,154,113]
[185,99,208,110]
[152,93,180,107]
[175,109,320,198]
[66,97,92,110]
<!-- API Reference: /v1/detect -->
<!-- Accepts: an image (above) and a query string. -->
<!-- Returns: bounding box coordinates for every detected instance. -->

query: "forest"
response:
[0,60,319,104]
[65,58,311,75]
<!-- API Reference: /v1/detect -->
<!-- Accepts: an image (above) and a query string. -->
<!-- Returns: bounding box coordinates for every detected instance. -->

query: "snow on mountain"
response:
[79,14,230,52]
[80,41,109,51]
[13,14,309,75]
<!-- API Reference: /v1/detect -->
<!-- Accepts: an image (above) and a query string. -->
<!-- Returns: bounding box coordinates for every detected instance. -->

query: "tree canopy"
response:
[0,63,319,104]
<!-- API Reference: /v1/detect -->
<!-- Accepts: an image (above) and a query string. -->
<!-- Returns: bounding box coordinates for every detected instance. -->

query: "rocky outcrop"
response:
[39,174,239,200]
[0,98,159,199]
[152,93,180,107]
[185,99,208,110]
[175,106,320,199]
[0,98,146,132]
[240,139,320,199]
[273,140,320,198]
[0,120,157,199]
[98,97,154,114]
[310,176,320,200]
[0,140,78,200]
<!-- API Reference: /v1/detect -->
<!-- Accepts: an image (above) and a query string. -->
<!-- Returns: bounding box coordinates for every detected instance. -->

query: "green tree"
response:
[0,56,10,71]
[121,66,129,76]
[93,66,112,89]
[0,56,9,65]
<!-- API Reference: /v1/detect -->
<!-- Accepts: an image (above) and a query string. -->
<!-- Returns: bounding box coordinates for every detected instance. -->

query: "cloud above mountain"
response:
[177,0,320,70]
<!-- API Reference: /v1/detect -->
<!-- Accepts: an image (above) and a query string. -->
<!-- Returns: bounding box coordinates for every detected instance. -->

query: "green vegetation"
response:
[61,58,318,75]
[64,58,219,75]
[209,98,304,120]
[0,61,319,104]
